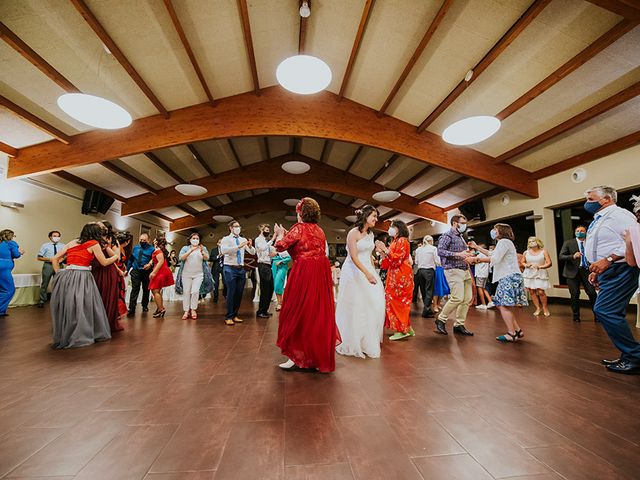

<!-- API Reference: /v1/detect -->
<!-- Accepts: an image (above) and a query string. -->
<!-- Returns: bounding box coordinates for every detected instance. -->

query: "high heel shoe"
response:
[190,310,197,319]
[153,309,166,318]
[182,310,190,320]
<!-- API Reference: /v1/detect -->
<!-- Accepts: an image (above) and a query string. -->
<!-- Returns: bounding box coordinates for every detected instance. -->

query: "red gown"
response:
[91,246,123,332]
[381,237,413,334]
[275,223,339,373]
[148,249,175,290]
[116,253,128,318]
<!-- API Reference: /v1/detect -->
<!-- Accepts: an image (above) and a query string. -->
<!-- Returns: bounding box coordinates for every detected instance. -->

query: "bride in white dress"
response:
[336,206,386,358]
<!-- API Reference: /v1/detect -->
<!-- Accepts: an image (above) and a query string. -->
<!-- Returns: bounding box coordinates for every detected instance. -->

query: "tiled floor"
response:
[0,297,639,479]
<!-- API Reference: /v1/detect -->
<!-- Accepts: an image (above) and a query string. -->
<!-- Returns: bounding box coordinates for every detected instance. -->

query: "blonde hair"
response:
[527,236,544,249]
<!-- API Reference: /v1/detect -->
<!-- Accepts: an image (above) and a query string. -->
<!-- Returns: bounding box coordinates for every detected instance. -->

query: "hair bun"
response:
[355,209,363,215]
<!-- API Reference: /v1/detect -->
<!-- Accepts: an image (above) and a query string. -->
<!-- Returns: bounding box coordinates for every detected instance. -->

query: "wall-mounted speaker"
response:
[81,189,115,215]
[459,199,486,222]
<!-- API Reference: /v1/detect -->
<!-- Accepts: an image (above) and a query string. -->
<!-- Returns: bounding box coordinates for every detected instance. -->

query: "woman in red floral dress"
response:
[148,237,174,318]
[376,220,414,341]
[273,197,340,372]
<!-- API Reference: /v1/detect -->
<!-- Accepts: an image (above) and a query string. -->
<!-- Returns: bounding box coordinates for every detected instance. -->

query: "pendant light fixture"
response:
[276,55,332,95]
[442,116,501,146]
[175,184,208,196]
[57,93,132,129]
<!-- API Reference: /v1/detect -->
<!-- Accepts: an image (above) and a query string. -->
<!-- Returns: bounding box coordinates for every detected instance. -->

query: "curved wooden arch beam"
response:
[123,154,447,222]
[8,86,537,197]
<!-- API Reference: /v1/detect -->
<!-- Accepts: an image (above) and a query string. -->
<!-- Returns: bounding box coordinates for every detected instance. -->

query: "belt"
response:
[67,265,91,271]
[225,265,245,269]
[258,262,272,266]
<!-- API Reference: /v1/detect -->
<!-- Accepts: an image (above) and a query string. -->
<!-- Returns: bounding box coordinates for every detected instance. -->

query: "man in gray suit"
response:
[558,225,597,322]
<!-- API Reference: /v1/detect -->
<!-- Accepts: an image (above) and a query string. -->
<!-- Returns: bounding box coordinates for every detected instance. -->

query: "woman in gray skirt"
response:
[50,223,119,349]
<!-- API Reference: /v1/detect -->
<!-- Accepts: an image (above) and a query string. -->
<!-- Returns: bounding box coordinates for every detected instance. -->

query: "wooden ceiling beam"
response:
[237,0,260,95]
[419,176,468,203]
[496,18,638,120]
[395,165,432,193]
[298,0,308,54]
[177,203,200,216]
[532,130,640,179]
[187,144,215,176]
[0,21,80,93]
[0,141,18,158]
[101,161,158,194]
[122,154,446,222]
[377,0,453,116]
[417,0,551,132]
[144,152,186,183]
[162,0,215,105]
[69,0,169,118]
[443,187,503,211]
[262,137,271,160]
[379,210,400,222]
[407,218,425,227]
[370,153,400,183]
[0,95,72,144]
[53,170,126,202]
[150,211,174,223]
[495,80,640,164]
[8,86,537,197]
[585,1,640,19]
[319,139,331,163]
[338,0,375,99]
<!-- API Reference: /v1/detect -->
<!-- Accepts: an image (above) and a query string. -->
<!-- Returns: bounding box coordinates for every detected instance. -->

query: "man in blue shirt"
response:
[126,232,155,315]
[37,230,65,308]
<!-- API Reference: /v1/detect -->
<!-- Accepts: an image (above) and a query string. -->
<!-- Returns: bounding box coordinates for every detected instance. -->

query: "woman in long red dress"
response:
[273,197,340,372]
[376,220,414,341]
[148,237,174,318]
[91,221,123,332]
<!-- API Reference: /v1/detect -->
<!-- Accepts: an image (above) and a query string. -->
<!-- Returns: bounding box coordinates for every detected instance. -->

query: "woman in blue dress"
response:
[0,229,24,316]
[432,236,449,314]
[272,250,291,311]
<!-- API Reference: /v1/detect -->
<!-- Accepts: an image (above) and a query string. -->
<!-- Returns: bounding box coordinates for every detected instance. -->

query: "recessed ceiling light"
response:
[333,228,346,233]
[372,190,401,202]
[345,215,357,223]
[276,55,332,95]
[299,1,311,17]
[213,214,234,222]
[281,161,310,174]
[57,93,132,129]
[284,214,298,221]
[442,116,501,146]
[175,184,208,196]
[283,198,301,206]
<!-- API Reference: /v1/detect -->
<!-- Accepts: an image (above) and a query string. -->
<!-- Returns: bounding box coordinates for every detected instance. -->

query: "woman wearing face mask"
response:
[521,236,552,316]
[0,230,24,317]
[375,220,415,341]
[469,224,528,342]
[176,232,211,320]
[335,206,386,358]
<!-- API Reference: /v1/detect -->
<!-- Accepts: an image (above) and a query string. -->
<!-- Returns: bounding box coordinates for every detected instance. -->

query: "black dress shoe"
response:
[257,313,270,318]
[37,303,44,308]
[606,361,640,375]
[573,317,581,322]
[434,319,448,335]
[127,310,135,317]
[601,358,621,366]
[142,307,149,312]
[453,325,474,336]
[422,311,435,318]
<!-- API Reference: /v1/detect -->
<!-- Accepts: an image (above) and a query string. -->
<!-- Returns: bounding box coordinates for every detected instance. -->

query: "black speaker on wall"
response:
[82,189,115,215]
[459,199,486,222]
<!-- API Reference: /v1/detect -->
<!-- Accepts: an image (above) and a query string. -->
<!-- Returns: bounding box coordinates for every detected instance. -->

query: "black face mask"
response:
[263,231,270,237]
[140,241,147,245]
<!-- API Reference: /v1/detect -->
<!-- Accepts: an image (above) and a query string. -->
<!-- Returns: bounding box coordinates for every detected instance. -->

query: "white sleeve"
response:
[219,237,237,255]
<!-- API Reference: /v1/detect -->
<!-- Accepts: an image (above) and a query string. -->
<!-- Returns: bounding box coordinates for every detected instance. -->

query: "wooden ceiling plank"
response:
[150,211,174,223]
[237,0,260,95]
[407,218,425,226]
[419,176,468,203]
[495,80,640,163]
[53,170,126,202]
[396,165,432,192]
[532,130,640,179]
[0,141,19,158]
[227,139,242,167]
[319,139,331,163]
[417,0,552,132]
[0,21,80,93]
[69,0,169,118]
[262,137,271,160]
[338,0,376,99]
[345,145,364,172]
[162,0,215,105]
[496,18,638,120]
[144,152,186,183]
[370,153,399,183]
[187,144,215,176]
[379,210,400,221]
[177,203,200,216]
[444,187,503,211]
[0,95,72,144]
[101,161,158,194]
[585,1,640,19]
[377,0,453,116]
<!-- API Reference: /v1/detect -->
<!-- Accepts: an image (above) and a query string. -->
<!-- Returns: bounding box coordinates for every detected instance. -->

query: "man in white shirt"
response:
[414,235,439,318]
[584,186,640,374]
[255,224,275,318]
[220,220,256,325]
[36,230,65,308]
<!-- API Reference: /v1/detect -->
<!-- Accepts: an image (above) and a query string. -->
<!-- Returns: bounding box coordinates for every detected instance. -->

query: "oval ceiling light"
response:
[175,184,208,196]
[57,93,132,129]
[283,198,301,207]
[281,161,310,174]
[213,214,234,222]
[276,55,332,95]
[284,214,298,221]
[345,215,357,223]
[442,115,501,146]
[372,190,401,203]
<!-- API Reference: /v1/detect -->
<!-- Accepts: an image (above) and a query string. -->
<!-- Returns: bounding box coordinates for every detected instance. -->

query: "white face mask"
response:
[190,238,200,246]
[457,223,467,233]
[528,241,537,248]
[51,236,60,243]
[232,227,241,236]
[388,227,397,237]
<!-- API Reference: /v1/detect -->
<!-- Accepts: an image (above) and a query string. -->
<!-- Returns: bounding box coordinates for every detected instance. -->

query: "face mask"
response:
[575,232,586,239]
[583,200,602,215]
[263,231,270,237]
[140,240,147,245]
[457,224,467,233]
[232,227,241,236]
[388,227,397,237]
[51,236,60,243]
[528,241,537,248]
[490,229,497,240]
[190,238,200,246]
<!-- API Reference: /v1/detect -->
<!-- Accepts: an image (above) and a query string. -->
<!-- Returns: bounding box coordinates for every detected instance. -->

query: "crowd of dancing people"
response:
[1,186,640,374]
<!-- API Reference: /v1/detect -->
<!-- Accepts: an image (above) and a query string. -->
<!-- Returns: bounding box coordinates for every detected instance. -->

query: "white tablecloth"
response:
[12,273,41,287]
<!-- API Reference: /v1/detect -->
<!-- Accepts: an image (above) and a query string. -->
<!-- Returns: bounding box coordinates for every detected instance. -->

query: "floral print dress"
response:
[381,237,414,334]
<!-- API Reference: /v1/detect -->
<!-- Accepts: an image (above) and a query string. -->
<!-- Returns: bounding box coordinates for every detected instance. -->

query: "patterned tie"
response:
[578,240,587,268]
[235,236,242,265]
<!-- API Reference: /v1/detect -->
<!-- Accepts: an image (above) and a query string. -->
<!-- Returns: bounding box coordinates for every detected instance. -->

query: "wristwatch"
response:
[606,256,614,263]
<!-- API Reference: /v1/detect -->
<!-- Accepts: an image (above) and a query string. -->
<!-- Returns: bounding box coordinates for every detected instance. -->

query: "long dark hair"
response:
[78,222,105,244]
[391,220,410,240]
[155,236,169,259]
[116,231,133,259]
[354,205,378,233]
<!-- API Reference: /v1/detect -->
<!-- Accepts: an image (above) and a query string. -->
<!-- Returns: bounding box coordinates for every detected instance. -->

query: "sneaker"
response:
[475,304,487,310]
[486,301,495,309]
[389,332,410,341]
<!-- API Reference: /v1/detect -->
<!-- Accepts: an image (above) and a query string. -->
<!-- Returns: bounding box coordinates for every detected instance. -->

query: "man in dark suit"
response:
[558,226,597,322]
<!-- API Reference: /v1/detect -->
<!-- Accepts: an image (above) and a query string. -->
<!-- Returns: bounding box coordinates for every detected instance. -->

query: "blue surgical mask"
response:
[490,229,497,240]
[583,200,602,215]
[457,224,467,233]
[575,232,586,239]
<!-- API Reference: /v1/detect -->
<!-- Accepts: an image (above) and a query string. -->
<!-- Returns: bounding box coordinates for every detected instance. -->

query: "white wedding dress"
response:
[335,232,386,358]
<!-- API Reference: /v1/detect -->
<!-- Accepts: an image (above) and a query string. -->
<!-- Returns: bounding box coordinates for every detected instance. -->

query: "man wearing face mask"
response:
[255,224,275,318]
[583,186,640,374]
[126,232,155,315]
[220,220,256,325]
[37,230,65,308]
[435,214,475,336]
[559,226,597,322]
